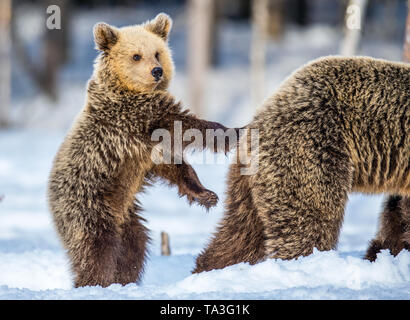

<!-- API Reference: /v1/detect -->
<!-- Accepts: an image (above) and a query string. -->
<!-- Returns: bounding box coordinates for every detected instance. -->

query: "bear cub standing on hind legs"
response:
[194,56,409,273]
[48,13,236,288]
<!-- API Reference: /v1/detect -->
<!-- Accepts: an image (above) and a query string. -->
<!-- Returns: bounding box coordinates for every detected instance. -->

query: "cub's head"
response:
[93,13,174,92]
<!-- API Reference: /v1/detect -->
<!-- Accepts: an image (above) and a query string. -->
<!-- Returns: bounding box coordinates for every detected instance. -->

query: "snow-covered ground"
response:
[1,6,409,300]
[0,128,409,300]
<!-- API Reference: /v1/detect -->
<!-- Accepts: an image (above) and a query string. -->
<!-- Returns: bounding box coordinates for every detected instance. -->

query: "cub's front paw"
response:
[186,189,218,209]
[196,189,218,209]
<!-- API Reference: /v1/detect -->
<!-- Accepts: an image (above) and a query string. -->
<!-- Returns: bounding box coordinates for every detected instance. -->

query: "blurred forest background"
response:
[0,0,409,130]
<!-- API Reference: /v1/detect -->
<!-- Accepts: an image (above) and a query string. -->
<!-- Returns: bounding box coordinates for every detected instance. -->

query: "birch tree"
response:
[250,0,268,109]
[0,0,11,127]
[340,0,368,56]
[12,0,70,102]
[187,0,214,116]
[404,0,410,62]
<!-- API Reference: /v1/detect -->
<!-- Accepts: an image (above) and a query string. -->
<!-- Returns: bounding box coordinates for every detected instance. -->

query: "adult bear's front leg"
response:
[251,134,353,260]
[365,195,410,261]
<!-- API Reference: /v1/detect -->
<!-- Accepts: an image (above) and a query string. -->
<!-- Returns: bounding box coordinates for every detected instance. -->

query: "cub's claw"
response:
[186,189,218,209]
[196,189,218,209]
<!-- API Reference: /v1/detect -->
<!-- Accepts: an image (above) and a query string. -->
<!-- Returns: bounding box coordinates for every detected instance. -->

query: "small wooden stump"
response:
[161,231,171,256]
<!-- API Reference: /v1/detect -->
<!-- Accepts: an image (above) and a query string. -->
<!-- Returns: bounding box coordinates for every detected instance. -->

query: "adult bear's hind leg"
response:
[193,163,266,273]
[252,144,353,260]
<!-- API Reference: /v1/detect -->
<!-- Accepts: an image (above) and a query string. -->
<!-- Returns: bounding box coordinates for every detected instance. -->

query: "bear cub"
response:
[48,13,236,287]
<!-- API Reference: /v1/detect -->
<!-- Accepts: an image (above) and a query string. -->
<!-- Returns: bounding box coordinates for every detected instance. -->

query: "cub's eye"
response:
[155,52,160,60]
[133,54,142,61]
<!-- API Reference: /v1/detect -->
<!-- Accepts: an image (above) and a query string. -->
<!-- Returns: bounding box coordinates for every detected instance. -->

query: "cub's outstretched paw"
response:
[186,189,218,209]
[196,189,218,209]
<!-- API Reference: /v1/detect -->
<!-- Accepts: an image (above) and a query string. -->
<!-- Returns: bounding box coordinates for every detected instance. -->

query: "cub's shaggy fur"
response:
[48,14,234,287]
[194,56,410,273]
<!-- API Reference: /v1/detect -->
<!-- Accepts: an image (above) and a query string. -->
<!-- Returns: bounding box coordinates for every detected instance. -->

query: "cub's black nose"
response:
[151,67,163,81]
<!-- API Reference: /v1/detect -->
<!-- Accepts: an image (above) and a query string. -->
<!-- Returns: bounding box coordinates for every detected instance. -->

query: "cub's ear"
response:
[93,22,119,51]
[144,13,173,41]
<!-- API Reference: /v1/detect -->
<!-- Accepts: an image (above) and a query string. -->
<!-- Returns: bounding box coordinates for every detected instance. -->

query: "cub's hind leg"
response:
[114,202,150,285]
[69,214,122,288]
[365,195,410,261]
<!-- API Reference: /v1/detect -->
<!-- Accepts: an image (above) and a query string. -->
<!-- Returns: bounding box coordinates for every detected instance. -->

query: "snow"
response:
[0,129,409,300]
[1,6,409,300]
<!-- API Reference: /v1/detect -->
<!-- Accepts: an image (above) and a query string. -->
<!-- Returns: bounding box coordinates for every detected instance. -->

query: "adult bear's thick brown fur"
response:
[194,56,409,273]
[48,14,235,287]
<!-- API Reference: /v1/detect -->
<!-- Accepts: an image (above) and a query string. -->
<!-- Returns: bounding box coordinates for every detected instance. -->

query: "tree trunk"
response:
[404,0,410,62]
[0,0,11,127]
[187,0,214,116]
[267,0,284,40]
[43,0,71,101]
[250,0,269,108]
[340,0,368,56]
[11,0,70,102]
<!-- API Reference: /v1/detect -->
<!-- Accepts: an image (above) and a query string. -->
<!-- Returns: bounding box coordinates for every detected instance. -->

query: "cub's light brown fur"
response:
[194,56,409,273]
[48,14,235,287]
